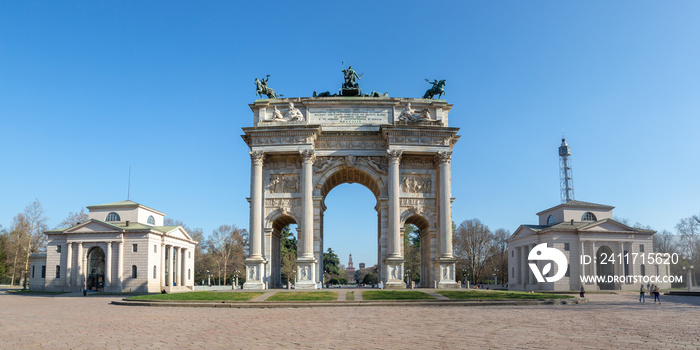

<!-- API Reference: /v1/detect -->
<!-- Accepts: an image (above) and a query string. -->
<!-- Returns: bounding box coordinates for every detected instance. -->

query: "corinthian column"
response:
[300,150,315,259]
[437,151,454,258]
[387,149,402,258]
[249,151,264,259]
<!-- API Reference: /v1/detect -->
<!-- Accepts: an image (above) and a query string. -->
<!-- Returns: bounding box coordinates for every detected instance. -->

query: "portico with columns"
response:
[508,200,670,291]
[30,200,197,293]
[242,97,460,289]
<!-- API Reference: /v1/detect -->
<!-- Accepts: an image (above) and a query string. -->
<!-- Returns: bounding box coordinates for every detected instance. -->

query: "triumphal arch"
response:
[242,72,459,289]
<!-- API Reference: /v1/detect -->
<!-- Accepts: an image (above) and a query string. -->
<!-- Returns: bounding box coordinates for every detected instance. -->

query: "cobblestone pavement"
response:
[1,290,699,349]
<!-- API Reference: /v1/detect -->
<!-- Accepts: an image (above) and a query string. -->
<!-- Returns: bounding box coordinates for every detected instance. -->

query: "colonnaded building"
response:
[242,75,460,289]
[29,200,197,293]
[508,200,672,291]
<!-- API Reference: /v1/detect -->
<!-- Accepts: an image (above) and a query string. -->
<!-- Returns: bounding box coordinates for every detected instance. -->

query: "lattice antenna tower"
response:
[559,136,575,203]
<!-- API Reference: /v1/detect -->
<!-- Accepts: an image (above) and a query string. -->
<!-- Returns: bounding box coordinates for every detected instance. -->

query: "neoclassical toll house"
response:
[29,200,197,293]
[508,200,671,291]
[241,97,460,289]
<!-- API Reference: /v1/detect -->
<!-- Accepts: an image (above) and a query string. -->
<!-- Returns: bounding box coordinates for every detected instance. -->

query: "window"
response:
[581,212,597,221]
[512,267,514,278]
[547,215,556,225]
[56,245,61,253]
[133,244,138,252]
[56,265,61,278]
[639,244,645,252]
[41,266,46,278]
[564,243,570,251]
[132,265,138,279]
[153,265,157,279]
[188,269,191,280]
[154,245,157,253]
[189,251,191,258]
[106,212,121,222]
[624,250,629,277]
[147,215,155,225]
[641,264,646,276]
[565,264,570,277]
[511,250,514,257]
[32,265,35,278]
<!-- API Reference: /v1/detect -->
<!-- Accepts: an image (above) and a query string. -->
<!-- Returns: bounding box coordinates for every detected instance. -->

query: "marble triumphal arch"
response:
[241,96,460,289]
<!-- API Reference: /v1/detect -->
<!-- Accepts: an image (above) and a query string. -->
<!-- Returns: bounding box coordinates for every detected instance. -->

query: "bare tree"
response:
[206,225,248,285]
[58,208,89,228]
[653,229,678,254]
[489,228,510,284]
[676,213,700,266]
[454,219,494,283]
[8,200,48,288]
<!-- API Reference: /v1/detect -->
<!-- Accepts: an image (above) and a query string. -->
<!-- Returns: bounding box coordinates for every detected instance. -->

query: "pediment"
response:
[509,226,536,241]
[579,220,635,233]
[65,220,121,234]
[164,227,195,243]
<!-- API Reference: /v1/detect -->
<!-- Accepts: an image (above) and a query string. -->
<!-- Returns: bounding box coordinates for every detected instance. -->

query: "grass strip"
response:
[362,290,435,300]
[127,291,264,301]
[266,291,337,301]
[437,290,574,300]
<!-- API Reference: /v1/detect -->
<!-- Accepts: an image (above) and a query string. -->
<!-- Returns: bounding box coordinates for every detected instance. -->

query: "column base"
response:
[243,258,267,290]
[435,258,458,289]
[383,258,405,288]
[295,258,317,289]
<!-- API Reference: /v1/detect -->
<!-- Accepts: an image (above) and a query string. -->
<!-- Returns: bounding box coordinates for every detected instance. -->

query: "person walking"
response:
[579,284,585,298]
[653,284,661,304]
[639,284,646,303]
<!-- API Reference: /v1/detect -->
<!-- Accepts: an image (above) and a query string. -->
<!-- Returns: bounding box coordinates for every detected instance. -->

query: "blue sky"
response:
[1,2,699,267]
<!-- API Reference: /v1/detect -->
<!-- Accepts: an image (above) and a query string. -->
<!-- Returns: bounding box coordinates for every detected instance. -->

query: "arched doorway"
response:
[87,246,105,291]
[403,214,433,288]
[266,213,298,288]
[596,246,614,290]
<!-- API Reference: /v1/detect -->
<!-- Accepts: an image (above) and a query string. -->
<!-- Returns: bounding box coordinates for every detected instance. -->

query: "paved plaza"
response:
[1,288,699,349]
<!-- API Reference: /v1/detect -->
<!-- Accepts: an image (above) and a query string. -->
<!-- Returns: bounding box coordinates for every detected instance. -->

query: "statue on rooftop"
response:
[255,75,278,99]
[423,79,446,99]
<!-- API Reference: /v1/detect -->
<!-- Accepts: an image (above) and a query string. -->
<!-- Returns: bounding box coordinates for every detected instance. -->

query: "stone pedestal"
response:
[384,258,406,289]
[295,258,317,289]
[436,259,459,289]
[243,259,266,290]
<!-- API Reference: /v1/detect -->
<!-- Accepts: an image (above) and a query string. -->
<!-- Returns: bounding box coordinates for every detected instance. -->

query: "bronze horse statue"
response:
[423,79,446,99]
[255,75,278,99]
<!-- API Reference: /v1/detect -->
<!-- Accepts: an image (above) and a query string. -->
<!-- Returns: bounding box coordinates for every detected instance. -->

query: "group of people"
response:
[578,283,662,304]
[640,283,662,304]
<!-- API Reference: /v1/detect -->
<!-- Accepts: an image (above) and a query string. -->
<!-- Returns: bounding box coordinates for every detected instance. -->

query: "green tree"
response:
[323,248,345,283]
[280,225,297,284]
[404,224,421,283]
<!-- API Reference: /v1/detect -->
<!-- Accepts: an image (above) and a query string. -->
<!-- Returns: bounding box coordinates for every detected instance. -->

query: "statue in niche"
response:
[398,102,431,122]
[423,79,446,99]
[284,102,304,121]
[249,266,257,280]
[255,75,279,99]
[301,266,309,280]
[443,266,448,280]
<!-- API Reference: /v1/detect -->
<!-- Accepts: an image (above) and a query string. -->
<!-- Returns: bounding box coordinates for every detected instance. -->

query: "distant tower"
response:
[559,137,575,203]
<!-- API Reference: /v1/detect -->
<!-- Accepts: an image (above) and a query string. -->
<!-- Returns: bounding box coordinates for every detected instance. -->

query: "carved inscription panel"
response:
[308,107,391,125]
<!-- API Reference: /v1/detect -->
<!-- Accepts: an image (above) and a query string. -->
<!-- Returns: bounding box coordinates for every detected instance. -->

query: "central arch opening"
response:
[322,183,378,286]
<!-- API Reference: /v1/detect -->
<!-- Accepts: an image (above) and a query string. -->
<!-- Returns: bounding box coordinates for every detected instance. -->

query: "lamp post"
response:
[206,269,211,287]
[406,269,411,289]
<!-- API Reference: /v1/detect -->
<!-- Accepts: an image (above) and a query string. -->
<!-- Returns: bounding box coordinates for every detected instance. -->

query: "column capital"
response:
[250,150,265,165]
[436,151,452,165]
[299,149,315,163]
[387,149,403,163]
